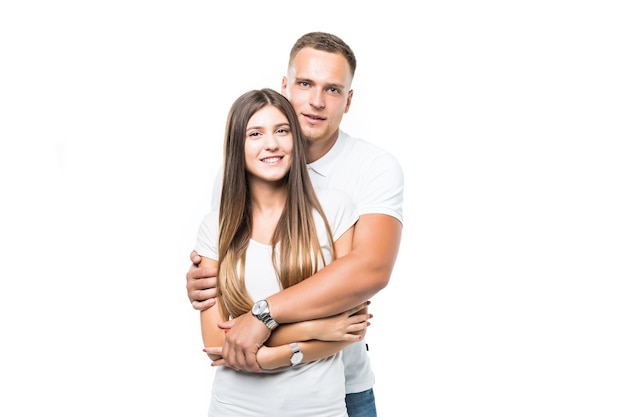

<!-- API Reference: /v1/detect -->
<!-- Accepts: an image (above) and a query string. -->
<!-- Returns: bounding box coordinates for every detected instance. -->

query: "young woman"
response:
[194,88,370,417]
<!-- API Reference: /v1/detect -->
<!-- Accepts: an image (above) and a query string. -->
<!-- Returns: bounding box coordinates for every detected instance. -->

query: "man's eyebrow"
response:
[296,77,344,89]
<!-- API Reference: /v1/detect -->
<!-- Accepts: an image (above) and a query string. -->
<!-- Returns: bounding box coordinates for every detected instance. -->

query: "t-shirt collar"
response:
[307,130,347,178]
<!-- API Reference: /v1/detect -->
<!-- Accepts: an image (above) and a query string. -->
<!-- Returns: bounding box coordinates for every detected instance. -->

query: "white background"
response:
[1,1,625,416]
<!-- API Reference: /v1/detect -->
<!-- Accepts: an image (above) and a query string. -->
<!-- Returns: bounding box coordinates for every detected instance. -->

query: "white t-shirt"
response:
[208,130,405,394]
[196,188,358,417]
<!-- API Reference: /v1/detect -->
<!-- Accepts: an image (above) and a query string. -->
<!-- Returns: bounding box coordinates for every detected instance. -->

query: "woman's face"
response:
[244,105,294,184]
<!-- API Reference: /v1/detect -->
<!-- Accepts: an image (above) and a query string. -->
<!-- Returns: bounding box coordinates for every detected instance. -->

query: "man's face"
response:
[282,47,353,145]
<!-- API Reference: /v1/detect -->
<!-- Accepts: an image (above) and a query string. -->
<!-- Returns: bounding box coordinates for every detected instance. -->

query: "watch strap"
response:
[258,313,278,330]
[252,300,279,330]
[289,342,303,366]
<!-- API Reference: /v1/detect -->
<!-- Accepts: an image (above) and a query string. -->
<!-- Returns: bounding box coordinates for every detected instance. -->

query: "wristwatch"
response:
[289,342,303,366]
[251,299,278,330]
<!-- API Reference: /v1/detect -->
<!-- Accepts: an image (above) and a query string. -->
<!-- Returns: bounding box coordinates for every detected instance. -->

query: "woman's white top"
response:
[195,188,358,417]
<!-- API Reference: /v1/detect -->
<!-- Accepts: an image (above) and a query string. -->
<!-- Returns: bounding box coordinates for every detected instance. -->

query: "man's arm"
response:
[218,213,401,370]
[269,213,401,322]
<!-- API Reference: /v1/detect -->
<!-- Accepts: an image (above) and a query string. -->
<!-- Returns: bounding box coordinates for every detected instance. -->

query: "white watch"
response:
[289,342,303,366]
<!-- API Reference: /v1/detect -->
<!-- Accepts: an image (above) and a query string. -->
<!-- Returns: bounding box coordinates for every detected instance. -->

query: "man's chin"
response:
[302,128,324,143]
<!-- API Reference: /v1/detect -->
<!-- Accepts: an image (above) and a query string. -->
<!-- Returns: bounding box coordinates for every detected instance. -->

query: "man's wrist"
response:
[251,299,279,330]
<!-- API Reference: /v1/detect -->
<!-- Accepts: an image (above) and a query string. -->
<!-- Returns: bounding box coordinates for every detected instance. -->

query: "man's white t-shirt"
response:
[304,130,404,394]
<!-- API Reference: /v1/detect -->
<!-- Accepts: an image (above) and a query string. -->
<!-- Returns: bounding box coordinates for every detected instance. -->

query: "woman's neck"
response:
[248,182,287,244]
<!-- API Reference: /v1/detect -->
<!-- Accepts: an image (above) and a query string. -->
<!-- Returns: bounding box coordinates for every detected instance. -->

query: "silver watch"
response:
[251,299,278,330]
[289,342,303,366]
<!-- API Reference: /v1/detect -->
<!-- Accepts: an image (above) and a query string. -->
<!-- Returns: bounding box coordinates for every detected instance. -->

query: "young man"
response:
[188,32,404,417]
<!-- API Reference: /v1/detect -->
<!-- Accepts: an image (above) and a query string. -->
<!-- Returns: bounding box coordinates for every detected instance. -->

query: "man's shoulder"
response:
[339,131,401,165]
[340,130,384,150]
[315,187,353,205]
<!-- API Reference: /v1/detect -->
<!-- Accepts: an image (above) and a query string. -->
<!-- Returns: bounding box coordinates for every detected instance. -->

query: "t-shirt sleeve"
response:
[210,166,223,213]
[355,152,404,224]
[316,188,359,242]
[194,209,219,260]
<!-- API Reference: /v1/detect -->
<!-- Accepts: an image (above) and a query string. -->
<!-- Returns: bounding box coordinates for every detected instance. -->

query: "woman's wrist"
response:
[257,344,292,370]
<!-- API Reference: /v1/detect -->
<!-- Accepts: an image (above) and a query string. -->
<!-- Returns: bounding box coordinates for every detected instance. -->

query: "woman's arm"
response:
[198,256,225,362]
[205,299,370,368]
[256,339,355,370]
[266,301,370,346]
[208,301,370,369]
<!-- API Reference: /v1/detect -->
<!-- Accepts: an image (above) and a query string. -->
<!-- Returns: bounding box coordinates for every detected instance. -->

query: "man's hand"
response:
[217,313,272,372]
[187,250,218,311]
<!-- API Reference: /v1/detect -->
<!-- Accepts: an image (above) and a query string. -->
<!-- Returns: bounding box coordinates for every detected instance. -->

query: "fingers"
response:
[242,355,262,372]
[221,325,264,372]
[191,298,216,311]
[222,345,263,372]
[211,358,226,367]
[349,319,371,332]
[186,273,218,309]
[232,348,262,372]
[185,256,219,308]
[348,312,373,324]
[204,345,245,370]
[217,319,236,330]
[203,346,222,356]
[345,313,372,340]
[344,333,366,342]
[188,286,218,310]
[187,266,217,281]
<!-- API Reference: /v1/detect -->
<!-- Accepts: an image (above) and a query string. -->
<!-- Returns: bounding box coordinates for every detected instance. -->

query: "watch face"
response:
[252,300,267,316]
[291,351,303,365]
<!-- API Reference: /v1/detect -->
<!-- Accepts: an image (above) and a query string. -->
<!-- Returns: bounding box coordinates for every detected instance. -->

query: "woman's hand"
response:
[205,345,281,372]
[307,301,372,342]
[203,346,224,365]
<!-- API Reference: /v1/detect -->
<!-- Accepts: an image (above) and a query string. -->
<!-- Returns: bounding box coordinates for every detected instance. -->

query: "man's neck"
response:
[305,131,340,163]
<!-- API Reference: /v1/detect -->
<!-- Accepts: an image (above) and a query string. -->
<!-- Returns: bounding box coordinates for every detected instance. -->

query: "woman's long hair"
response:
[217,88,335,319]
